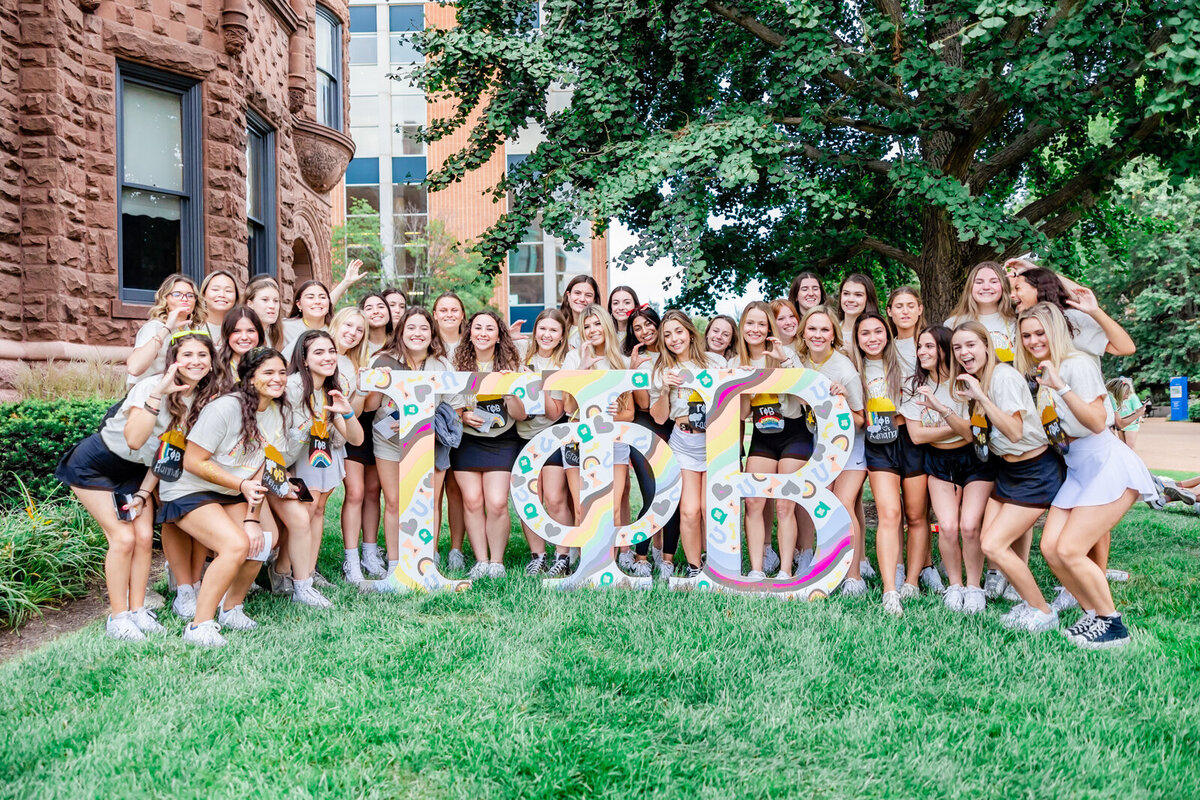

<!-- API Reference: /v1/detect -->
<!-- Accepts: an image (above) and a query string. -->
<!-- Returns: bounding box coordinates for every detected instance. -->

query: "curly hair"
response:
[452,310,522,371]
[383,307,446,368]
[288,330,341,423]
[233,346,289,454]
[163,333,224,433]
[147,273,207,328]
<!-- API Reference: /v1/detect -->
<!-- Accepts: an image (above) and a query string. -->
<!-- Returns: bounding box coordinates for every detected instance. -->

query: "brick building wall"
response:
[0,0,353,367]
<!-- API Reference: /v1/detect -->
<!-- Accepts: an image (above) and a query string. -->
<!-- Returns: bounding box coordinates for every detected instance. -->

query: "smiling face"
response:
[802,312,835,356]
[840,281,868,316]
[887,293,922,334]
[706,318,733,353]
[204,274,237,314]
[534,317,564,354]
[469,315,499,353]
[1012,275,1039,311]
[401,314,433,356]
[632,316,658,348]
[362,296,390,330]
[662,319,691,356]
[970,267,1005,308]
[951,330,988,375]
[567,282,595,314]
[298,285,330,321]
[433,297,464,335]
[385,293,406,324]
[856,317,889,357]
[335,315,365,351]
[167,281,197,316]
[609,290,636,321]
[741,309,770,348]
[916,331,940,371]
[253,356,288,399]
[775,306,798,338]
[305,336,339,379]
[228,317,260,356]
[1020,317,1050,360]
[247,285,280,325]
[174,340,212,384]
[797,278,823,311]
[582,313,605,349]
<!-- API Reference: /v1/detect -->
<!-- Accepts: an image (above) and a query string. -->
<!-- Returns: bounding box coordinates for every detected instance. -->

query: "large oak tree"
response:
[417,0,1200,317]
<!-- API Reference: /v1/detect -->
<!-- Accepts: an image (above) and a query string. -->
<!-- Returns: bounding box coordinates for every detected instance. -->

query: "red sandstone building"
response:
[0,0,354,367]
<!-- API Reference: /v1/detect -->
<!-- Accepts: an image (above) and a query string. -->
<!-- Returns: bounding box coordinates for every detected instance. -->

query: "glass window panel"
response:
[246,127,262,220]
[392,94,425,124]
[346,185,379,212]
[350,126,379,156]
[122,188,181,292]
[508,244,542,274]
[508,274,544,306]
[122,83,183,191]
[350,95,379,126]
[390,35,422,64]
[349,35,376,64]
[391,124,423,155]
[388,5,423,31]
[392,244,424,275]
[348,6,376,33]
[315,13,334,72]
[317,73,334,128]
[554,241,592,278]
[392,183,427,212]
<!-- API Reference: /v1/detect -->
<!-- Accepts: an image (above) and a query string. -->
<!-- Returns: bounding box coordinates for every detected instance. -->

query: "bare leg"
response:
[868,470,903,593]
[456,471,489,562]
[679,469,706,568]
[980,500,1050,612]
[745,455,779,573]
[342,459,366,549]
[267,494,316,581]
[833,470,867,580]
[174,503,251,624]
[375,457,401,562]
[960,481,992,587]
[482,470,513,564]
[71,487,142,615]
[161,522,198,586]
[901,473,930,587]
[927,479,962,586]
[362,465,382,546]
[1044,491,1138,617]
[446,470,466,552]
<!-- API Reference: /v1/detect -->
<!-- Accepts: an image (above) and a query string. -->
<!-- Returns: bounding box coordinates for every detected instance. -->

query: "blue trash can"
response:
[1169,376,1188,421]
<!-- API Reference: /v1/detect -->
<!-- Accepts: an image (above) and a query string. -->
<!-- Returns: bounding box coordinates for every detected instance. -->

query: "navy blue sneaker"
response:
[1077,614,1132,650]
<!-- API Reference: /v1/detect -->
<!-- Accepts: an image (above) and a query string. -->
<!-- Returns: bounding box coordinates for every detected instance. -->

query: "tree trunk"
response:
[917,206,972,323]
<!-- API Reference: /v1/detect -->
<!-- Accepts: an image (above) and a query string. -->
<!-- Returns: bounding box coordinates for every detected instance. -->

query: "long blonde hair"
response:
[578,305,626,369]
[949,261,1016,323]
[147,273,206,327]
[949,320,1000,415]
[793,305,844,363]
[849,312,904,405]
[330,306,370,371]
[525,308,570,368]
[1015,302,1078,375]
[735,302,784,368]
[654,310,708,381]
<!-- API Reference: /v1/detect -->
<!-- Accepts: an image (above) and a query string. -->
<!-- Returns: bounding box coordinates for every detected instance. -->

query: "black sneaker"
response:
[1077,615,1132,650]
[684,564,704,579]
[525,554,548,576]
[545,554,572,577]
[1063,612,1100,644]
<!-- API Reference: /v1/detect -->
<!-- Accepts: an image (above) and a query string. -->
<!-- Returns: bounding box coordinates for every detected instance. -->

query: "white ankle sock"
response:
[363,542,379,557]
[344,549,360,565]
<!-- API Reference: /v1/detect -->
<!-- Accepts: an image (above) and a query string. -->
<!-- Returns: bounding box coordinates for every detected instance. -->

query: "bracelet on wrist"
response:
[341,411,354,420]
[244,518,258,524]
[143,403,160,415]
[1054,384,1072,398]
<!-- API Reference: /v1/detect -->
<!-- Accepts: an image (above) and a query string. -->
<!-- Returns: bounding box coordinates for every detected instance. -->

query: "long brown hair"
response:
[164,332,223,433]
[849,312,903,406]
[453,310,522,371]
[885,285,927,337]
[383,306,446,368]
[233,346,291,454]
[289,280,333,325]
[244,275,284,349]
[653,310,708,382]
[218,306,264,372]
[949,320,999,415]
[788,272,827,312]
[288,330,341,423]
[836,273,880,319]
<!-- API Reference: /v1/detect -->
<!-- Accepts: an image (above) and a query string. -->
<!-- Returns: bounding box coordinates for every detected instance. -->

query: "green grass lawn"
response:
[1,496,1198,799]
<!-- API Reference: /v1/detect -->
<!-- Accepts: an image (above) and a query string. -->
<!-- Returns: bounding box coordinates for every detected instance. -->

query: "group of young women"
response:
[58,257,1153,650]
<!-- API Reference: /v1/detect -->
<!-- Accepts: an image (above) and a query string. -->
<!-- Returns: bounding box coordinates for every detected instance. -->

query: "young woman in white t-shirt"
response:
[359,291,394,359]
[885,286,925,377]
[940,321,1064,631]
[199,270,239,350]
[835,273,880,348]
[944,261,1018,363]
[432,291,468,569]
[650,311,726,578]
[788,272,827,315]
[704,315,738,362]
[1018,303,1154,648]
[245,275,285,351]
[560,275,600,350]
[1009,265,1135,364]
[125,274,206,386]
[607,286,639,348]
[282,280,334,354]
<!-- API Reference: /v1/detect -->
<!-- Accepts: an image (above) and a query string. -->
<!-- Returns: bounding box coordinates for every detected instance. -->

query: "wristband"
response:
[244,518,259,524]
[1054,384,1072,398]
[143,403,160,414]
[341,411,354,420]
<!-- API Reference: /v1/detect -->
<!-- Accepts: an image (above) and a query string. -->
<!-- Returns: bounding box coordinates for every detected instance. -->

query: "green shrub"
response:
[0,398,115,507]
[1189,399,1200,422]
[0,484,106,628]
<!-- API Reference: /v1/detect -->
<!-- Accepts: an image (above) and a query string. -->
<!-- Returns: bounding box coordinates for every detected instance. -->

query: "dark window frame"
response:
[116,61,203,304]
[246,110,277,277]
[316,5,344,130]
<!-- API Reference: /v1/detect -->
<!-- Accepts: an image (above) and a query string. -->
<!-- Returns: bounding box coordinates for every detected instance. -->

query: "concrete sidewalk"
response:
[1130,418,1200,474]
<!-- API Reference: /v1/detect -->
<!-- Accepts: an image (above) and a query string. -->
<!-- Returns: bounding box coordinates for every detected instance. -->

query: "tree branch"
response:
[968,122,1061,191]
[862,237,921,269]
[789,143,894,175]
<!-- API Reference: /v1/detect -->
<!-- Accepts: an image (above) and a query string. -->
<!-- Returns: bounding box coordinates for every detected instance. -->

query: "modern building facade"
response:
[338,1,608,325]
[0,0,354,365]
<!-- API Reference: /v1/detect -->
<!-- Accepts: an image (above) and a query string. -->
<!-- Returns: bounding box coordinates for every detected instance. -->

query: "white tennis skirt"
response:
[1053,429,1157,509]
[668,427,707,472]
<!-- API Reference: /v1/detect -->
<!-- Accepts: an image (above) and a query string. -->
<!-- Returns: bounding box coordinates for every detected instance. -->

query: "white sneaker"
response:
[143,587,166,612]
[943,585,965,611]
[268,567,294,595]
[181,619,226,647]
[630,560,652,578]
[487,562,507,579]
[1016,606,1058,633]
[1105,569,1130,582]
[129,607,166,635]
[311,571,334,589]
[651,547,664,566]
[919,566,946,594]
[616,549,635,572]
[983,570,1008,600]
[445,548,464,571]
[1000,602,1032,629]
[1050,586,1079,612]
[895,564,906,588]
[898,582,920,601]
[361,549,387,579]
[343,559,365,584]
[860,559,877,580]
[763,547,781,575]
[882,590,903,616]
[775,570,792,580]
[218,604,258,631]
[1002,583,1022,603]
[467,561,490,580]
[746,570,766,580]
[292,580,333,609]
[171,584,196,620]
[795,549,814,575]
[105,612,146,642]
[962,586,987,614]
[840,577,867,596]
[656,560,675,580]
